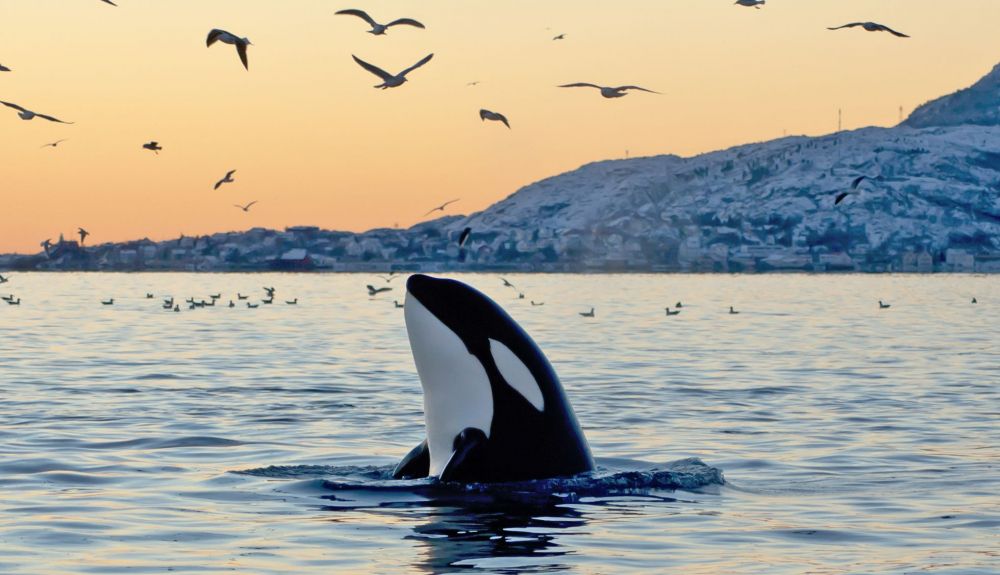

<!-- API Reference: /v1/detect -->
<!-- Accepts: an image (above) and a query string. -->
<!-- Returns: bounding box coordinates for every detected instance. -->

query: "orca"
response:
[393,274,594,483]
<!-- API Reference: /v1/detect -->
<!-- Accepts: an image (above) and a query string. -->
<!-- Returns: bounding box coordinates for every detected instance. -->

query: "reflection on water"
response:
[0,272,998,574]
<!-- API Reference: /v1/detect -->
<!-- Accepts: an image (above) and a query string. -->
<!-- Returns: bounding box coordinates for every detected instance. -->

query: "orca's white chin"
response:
[404,289,493,477]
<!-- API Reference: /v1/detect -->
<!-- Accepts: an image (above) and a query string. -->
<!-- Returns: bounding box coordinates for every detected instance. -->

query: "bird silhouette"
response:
[335,9,425,35]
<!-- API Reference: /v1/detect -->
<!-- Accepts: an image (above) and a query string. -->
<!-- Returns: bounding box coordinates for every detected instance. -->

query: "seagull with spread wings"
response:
[99,0,117,5]
[558,83,659,99]
[234,201,258,212]
[423,198,459,216]
[335,9,425,36]
[479,109,510,128]
[352,54,433,89]
[0,64,11,72]
[734,0,766,8]
[214,169,236,190]
[207,29,252,70]
[41,139,68,148]
[828,22,909,38]
[1,101,73,123]
[142,141,162,154]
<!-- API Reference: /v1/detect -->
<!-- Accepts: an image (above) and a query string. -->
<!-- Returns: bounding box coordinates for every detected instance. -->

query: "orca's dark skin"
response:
[394,274,594,483]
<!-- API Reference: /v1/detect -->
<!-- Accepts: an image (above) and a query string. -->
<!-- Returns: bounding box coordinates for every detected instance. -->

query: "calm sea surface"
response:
[1,272,997,574]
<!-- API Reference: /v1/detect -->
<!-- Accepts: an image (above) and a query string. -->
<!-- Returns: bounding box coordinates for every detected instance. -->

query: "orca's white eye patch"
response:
[489,339,545,411]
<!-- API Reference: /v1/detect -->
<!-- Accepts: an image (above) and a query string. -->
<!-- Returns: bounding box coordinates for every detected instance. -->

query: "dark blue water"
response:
[1,273,997,574]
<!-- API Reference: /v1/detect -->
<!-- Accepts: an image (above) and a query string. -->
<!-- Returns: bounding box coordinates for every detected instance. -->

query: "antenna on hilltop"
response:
[838,108,842,132]
[898,105,904,124]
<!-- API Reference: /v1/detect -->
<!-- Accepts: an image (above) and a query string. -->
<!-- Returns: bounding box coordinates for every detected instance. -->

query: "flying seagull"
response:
[552,33,566,40]
[0,274,8,284]
[467,81,481,87]
[367,284,392,296]
[734,0,765,8]
[0,64,10,72]
[834,192,851,206]
[501,277,516,289]
[207,29,252,70]
[352,53,433,89]
[335,9,425,35]
[214,169,236,190]
[100,0,117,5]
[835,175,875,205]
[41,139,68,148]
[78,227,89,244]
[423,198,459,216]
[142,141,162,154]
[458,227,472,247]
[234,201,258,212]
[479,109,510,129]
[828,22,909,38]
[1,101,73,123]
[558,83,659,99]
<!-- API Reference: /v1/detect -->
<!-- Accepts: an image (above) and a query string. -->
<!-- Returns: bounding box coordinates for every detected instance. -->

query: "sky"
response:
[2,0,1000,253]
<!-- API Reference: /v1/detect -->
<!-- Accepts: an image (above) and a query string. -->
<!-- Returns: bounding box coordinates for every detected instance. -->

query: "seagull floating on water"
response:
[479,109,510,129]
[214,170,236,190]
[352,53,433,89]
[580,308,595,318]
[1,101,73,123]
[394,300,404,309]
[207,29,252,70]
[879,300,892,309]
[558,83,659,99]
[828,22,909,38]
[734,0,766,8]
[531,301,545,306]
[286,299,298,305]
[729,306,740,315]
[247,302,259,309]
[101,298,114,306]
[423,198,459,216]
[142,141,162,154]
[234,201,258,212]
[335,9,425,36]
[971,297,977,304]
[665,307,681,316]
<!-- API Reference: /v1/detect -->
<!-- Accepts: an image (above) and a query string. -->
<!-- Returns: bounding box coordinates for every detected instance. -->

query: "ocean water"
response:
[0,272,997,575]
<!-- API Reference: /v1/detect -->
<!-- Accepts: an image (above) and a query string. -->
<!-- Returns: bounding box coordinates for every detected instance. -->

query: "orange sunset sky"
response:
[2,0,999,253]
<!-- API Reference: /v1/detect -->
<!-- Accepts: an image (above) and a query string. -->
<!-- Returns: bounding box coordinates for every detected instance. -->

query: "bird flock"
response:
[1,2,913,251]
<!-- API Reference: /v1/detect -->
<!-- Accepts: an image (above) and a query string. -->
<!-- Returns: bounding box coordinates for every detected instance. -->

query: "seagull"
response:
[209,294,221,299]
[665,307,681,316]
[146,293,154,299]
[41,238,53,255]
[1,101,73,123]
[261,297,273,304]
[229,300,235,308]
[263,286,276,297]
[479,109,510,129]
[207,29,252,70]
[101,298,114,305]
[100,0,117,5]
[78,227,89,244]
[971,297,977,304]
[394,300,404,308]
[142,141,162,154]
[214,169,236,190]
[552,33,566,40]
[368,284,392,296]
[558,83,659,99]
[501,277,516,289]
[580,308,595,318]
[234,201,258,212]
[828,22,909,38]
[286,298,298,305]
[734,0,766,8]
[1,294,14,302]
[423,198,459,216]
[834,191,851,206]
[729,306,740,315]
[531,301,545,306]
[467,81,481,87]
[352,53,433,89]
[0,274,8,284]
[41,139,68,149]
[0,64,11,72]
[335,9,425,35]
[247,302,259,309]
[376,273,399,283]
[458,227,472,247]
[879,300,891,309]
[675,301,683,308]
[836,175,876,205]
[237,293,248,299]
[6,298,20,305]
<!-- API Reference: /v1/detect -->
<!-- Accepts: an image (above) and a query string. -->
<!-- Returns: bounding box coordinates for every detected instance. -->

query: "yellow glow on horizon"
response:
[2,0,1000,252]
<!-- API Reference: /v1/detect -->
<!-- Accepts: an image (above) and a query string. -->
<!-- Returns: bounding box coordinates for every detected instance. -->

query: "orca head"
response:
[405,274,553,477]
